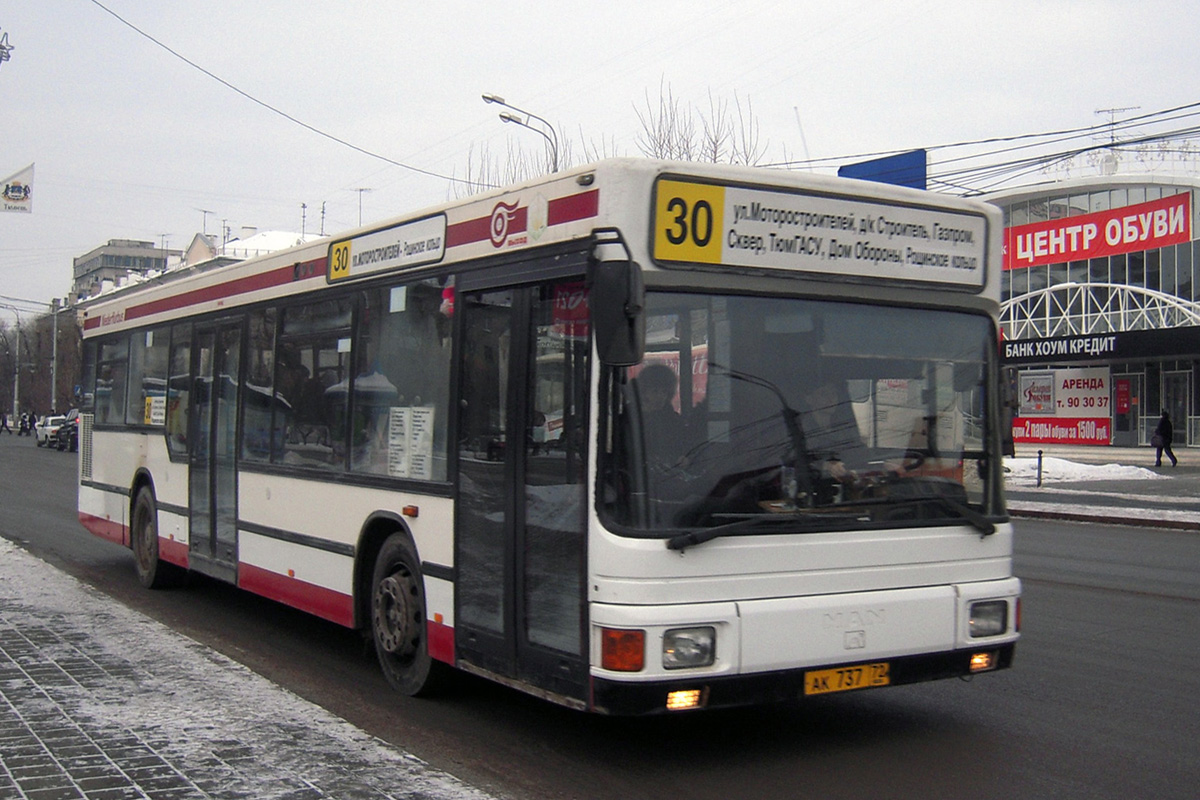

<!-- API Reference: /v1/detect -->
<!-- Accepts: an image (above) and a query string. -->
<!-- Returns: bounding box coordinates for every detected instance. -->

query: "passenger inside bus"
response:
[632,363,688,471]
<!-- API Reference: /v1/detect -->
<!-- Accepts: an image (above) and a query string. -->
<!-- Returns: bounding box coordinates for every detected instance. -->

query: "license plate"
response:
[804,662,891,695]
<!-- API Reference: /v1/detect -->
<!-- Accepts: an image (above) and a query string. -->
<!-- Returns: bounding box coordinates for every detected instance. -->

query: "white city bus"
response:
[76,159,1019,714]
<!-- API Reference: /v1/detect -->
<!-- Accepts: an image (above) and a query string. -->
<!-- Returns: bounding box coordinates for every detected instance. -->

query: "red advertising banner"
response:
[1012,416,1112,445]
[1004,192,1191,270]
[1115,379,1130,415]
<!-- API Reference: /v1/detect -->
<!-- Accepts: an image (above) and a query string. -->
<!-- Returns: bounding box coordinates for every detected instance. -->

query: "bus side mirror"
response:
[589,258,645,367]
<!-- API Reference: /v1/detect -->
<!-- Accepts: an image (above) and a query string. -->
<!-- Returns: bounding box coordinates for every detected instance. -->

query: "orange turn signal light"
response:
[601,627,645,672]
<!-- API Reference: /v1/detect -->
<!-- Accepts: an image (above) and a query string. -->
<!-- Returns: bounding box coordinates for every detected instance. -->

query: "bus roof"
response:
[81,158,1000,338]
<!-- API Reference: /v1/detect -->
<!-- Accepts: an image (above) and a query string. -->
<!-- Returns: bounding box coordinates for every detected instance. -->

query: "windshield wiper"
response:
[666,511,865,551]
[855,493,995,536]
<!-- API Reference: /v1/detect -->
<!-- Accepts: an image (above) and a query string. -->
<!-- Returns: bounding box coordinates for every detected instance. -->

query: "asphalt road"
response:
[2,434,1197,800]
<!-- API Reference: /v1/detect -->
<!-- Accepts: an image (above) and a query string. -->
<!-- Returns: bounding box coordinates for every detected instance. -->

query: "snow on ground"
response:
[1003,456,1164,487]
[0,537,499,800]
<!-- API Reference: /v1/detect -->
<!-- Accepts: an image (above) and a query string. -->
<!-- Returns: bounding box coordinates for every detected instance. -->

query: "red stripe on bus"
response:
[445,188,599,250]
[427,618,455,664]
[238,562,355,628]
[79,512,128,546]
[84,259,325,330]
[445,214,498,248]
[158,536,189,569]
[548,188,599,224]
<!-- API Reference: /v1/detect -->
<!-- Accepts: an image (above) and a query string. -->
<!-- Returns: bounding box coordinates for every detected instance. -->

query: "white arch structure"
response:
[1000,282,1200,340]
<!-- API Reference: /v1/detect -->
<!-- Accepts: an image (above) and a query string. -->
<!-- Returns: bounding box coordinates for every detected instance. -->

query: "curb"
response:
[1008,505,1200,531]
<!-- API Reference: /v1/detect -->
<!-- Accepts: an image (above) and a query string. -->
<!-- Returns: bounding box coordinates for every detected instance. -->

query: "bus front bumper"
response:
[588,643,1016,715]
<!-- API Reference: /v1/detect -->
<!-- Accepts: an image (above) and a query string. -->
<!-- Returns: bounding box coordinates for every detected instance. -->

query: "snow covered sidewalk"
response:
[1004,454,1200,529]
[0,538,498,800]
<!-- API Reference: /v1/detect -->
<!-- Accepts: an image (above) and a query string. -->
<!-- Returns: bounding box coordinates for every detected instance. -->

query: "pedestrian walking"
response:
[1152,410,1178,467]
[0,411,10,434]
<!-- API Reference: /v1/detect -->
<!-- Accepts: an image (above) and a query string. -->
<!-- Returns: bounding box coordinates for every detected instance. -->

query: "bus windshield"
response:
[600,291,999,534]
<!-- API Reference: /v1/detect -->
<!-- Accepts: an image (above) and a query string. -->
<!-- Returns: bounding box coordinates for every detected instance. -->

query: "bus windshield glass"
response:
[600,291,998,534]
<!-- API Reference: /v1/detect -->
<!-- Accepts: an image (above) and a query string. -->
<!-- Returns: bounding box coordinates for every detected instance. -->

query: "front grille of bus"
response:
[80,414,94,481]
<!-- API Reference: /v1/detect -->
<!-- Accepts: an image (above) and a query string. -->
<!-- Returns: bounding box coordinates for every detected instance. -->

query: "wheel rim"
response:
[373,568,421,661]
[134,503,154,572]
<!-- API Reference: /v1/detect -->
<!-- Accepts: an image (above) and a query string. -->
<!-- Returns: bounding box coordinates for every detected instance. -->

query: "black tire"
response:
[370,533,447,696]
[131,487,184,589]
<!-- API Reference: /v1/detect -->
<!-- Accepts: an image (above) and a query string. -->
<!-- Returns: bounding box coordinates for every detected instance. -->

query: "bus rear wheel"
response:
[371,534,445,696]
[131,487,183,589]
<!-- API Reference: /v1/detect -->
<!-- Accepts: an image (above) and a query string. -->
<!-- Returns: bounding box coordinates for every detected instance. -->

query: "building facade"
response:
[986,174,1200,448]
[72,239,181,302]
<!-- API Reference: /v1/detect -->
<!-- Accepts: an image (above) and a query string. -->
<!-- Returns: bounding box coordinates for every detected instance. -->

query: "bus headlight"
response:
[969,601,1008,637]
[663,626,716,669]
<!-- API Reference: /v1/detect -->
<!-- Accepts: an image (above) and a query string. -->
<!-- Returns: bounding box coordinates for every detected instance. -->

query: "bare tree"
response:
[634,81,697,161]
[729,92,767,166]
[635,82,768,165]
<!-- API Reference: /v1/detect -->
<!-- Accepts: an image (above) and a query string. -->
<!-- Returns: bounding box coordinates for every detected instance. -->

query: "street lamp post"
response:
[482,93,560,172]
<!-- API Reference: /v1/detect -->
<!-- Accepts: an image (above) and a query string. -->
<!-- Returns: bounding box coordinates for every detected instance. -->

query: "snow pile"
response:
[1004,456,1164,487]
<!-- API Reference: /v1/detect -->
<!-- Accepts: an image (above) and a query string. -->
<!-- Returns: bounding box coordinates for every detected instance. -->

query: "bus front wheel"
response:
[371,534,445,696]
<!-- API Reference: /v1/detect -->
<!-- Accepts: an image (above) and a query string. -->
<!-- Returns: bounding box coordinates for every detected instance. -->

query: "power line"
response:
[87,0,484,188]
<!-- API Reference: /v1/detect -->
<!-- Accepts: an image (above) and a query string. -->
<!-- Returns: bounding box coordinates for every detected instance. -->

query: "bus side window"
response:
[349,279,452,481]
[165,324,191,458]
[95,335,130,426]
[241,309,277,462]
[126,327,169,426]
[275,298,352,469]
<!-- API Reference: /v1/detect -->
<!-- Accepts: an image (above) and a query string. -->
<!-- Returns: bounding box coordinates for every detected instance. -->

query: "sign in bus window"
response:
[350,279,451,481]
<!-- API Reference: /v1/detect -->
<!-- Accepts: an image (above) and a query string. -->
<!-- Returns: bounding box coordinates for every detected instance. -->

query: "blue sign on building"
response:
[838,149,927,190]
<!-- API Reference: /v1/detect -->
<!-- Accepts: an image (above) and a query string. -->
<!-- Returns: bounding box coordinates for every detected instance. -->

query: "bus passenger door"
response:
[455,279,590,703]
[189,321,241,582]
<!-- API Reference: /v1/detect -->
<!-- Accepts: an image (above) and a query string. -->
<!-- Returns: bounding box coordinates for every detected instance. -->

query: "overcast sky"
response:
[1,0,1196,321]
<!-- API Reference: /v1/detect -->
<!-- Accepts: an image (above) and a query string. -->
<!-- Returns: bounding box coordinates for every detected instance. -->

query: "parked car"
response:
[35,414,66,447]
[55,409,80,452]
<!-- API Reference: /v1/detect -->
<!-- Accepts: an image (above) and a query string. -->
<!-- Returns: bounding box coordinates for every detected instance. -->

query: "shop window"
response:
[1128,252,1145,287]
[1192,241,1200,302]
[1028,264,1048,293]
[1162,246,1177,296]
[1146,250,1161,294]
[1049,262,1068,288]
[1110,254,1127,287]
[1010,202,1028,227]
[1176,244,1192,302]
[1010,267,1029,297]
[1089,257,1109,284]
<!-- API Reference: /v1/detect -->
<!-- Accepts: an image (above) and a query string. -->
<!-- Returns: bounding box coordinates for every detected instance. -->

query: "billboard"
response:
[1013,367,1112,445]
[1004,192,1190,270]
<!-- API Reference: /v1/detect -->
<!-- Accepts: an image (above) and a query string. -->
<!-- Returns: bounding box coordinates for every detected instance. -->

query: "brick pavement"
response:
[0,538,497,800]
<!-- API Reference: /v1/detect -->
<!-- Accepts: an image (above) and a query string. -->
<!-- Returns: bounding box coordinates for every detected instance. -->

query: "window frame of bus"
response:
[125,325,170,427]
[93,333,130,427]
[227,274,454,483]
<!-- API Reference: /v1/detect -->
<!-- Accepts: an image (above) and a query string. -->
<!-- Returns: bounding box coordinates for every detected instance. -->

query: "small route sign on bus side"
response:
[327,214,447,283]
